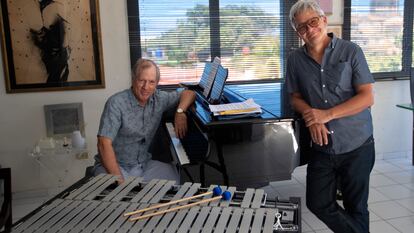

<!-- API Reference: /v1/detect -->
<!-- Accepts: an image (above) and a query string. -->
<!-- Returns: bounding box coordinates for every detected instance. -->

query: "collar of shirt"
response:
[327,32,337,49]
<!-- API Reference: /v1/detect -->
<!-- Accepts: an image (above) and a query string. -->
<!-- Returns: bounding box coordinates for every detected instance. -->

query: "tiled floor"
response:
[11,157,414,232]
[265,157,414,233]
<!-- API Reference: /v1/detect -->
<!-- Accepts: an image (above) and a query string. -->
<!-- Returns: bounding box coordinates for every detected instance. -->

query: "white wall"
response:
[372,80,412,160]
[0,0,412,192]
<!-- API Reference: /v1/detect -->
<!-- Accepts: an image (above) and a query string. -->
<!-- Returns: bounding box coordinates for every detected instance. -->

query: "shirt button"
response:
[324,100,328,103]
[322,84,326,88]
[321,69,324,72]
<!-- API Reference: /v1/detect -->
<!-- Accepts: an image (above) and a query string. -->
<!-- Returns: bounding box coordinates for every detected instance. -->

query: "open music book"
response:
[209,98,262,116]
[180,57,228,104]
[203,56,221,98]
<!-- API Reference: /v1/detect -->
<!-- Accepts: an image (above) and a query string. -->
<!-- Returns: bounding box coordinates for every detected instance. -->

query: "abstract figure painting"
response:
[0,0,104,93]
[31,0,71,84]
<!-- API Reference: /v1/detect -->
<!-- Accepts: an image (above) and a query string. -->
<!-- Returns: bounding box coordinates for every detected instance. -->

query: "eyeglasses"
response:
[295,16,322,35]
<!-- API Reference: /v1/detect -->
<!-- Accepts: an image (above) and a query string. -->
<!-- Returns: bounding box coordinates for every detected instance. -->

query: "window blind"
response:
[344,0,408,77]
[127,0,299,85]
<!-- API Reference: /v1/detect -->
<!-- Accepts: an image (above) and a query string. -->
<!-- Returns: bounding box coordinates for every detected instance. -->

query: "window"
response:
[344,0,413,79]
[127,0,298,85]
[219,1,281,81]
[129,0,414,82]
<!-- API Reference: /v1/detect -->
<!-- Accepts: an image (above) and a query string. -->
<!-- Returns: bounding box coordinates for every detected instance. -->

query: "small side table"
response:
[396,103,414,165]
[29,140,89,188]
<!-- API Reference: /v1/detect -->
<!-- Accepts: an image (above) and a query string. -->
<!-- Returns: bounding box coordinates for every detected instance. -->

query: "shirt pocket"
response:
[325,61,354,100]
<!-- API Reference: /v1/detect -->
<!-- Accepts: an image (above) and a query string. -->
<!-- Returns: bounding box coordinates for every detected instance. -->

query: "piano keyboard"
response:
[166,122,190,165]
[166,121,210,166]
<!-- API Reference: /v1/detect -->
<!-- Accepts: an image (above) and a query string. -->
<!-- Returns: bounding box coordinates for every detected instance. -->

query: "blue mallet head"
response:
[221,191,231,201]
[212,186,222,196]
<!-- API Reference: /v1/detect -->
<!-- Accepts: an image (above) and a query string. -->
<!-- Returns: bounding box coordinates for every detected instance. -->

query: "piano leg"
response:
[182,167,194,183]
[216,142,229,186]
[200,164,205,187]
[199,141,230,186]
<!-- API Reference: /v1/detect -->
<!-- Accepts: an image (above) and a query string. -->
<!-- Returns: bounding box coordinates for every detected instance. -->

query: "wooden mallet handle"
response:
[123,186,222,217]
[129,191,231,221]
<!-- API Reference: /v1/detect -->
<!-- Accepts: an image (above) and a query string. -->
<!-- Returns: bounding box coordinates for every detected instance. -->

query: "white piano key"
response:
[166,122,190,165]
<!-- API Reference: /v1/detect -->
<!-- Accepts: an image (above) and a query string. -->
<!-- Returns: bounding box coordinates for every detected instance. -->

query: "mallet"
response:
[129,191,232,221]
[124,186,222,217]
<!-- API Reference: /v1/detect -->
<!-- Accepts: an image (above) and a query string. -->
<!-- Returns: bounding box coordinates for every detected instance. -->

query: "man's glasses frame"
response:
[295,16,324,35]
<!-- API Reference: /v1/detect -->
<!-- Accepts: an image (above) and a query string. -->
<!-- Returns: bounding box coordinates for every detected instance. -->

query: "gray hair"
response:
[131,58,161,83]
[289,0,325,30]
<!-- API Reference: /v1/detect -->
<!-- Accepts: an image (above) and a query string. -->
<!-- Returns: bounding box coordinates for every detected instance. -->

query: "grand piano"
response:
[166,82,308,189]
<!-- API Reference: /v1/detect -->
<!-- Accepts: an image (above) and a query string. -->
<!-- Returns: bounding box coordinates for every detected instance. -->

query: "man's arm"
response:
[97,136,124,183]
[174,90,196,138]
[302,83,374,126]
[291,92,330,145]
[291,92,312,115]
[292,83,374,146]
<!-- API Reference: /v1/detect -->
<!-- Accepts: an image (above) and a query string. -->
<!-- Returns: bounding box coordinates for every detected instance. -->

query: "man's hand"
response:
[117,176,125,184]
[98,136,124,179]
[174,113,188,138]
[303,108,332,127]
[309,123,330,146]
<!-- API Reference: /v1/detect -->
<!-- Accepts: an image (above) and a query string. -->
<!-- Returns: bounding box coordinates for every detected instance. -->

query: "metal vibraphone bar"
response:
[12,174,301,232]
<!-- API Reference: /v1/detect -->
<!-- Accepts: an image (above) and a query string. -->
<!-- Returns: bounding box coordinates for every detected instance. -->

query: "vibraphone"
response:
[12,174,301,232]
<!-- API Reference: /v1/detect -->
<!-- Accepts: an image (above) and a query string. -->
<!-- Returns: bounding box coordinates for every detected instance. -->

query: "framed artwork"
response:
[44,102,84,137]
[0,0,104,93]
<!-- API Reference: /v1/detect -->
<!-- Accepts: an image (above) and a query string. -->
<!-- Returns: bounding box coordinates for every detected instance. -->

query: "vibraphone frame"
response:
[12,174,301,232]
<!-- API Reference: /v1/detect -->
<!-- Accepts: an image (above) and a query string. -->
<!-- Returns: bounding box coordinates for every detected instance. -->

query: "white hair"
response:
[289,0,325,30]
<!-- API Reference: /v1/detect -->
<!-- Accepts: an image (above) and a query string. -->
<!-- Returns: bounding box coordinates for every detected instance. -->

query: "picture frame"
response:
[0,0,105,93]
[44,102,84,137]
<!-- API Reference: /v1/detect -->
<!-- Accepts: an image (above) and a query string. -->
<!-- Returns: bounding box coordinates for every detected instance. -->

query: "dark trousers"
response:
[306,137,375,233]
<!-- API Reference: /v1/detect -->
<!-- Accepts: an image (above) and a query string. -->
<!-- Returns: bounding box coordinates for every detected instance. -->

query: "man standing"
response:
[286,1,375,232]
[93,58,195,184]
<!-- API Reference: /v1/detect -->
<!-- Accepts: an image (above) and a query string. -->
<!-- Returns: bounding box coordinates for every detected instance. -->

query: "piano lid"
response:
[192,82,296,126]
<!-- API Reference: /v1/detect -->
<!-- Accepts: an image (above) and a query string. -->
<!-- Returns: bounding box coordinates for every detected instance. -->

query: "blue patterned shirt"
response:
[95,88,181,168]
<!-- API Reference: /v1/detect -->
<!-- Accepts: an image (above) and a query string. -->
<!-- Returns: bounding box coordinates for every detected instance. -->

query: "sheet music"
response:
[209,65,228,103]
[209,98,262,116]
[202,57,221,98]
[179,62,212,91]
[198,62,211,89]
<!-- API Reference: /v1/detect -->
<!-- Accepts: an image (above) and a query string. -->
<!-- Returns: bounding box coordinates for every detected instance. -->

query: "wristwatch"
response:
[176,108,185,114]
